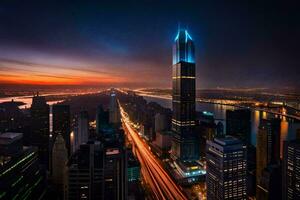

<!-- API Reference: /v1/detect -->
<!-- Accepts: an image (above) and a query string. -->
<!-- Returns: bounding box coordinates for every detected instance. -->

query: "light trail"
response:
[119,104,187,200]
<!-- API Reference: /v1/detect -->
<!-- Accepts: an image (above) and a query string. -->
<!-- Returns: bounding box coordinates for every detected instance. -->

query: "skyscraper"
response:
[78,111,89,146]
[256,118,280,187]
[65,142,104,200]
[171,28,198,161]
[282,139,300,200]
[206,136,247,200]
[226,109,251,145]
[52,104,71,155]
[109,92,121,125]
[30,93,50,168]
[0,132,46,200]
[52,134,68,198]
[96,104,110,135]
[256,164,282,200]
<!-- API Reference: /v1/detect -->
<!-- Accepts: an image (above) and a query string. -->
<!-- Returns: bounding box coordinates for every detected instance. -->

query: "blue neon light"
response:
[174,32,179,41]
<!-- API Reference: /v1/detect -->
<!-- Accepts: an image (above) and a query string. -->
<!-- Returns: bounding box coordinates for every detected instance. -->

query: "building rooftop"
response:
[214,135,241,146]
[0,132,23,145]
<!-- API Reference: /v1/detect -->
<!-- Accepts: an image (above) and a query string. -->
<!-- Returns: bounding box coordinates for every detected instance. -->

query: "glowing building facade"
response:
[171,28,198,161]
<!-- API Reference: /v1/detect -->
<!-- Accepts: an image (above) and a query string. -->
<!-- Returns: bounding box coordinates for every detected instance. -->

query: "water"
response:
[0,94,64,109]
[143,96,300,152]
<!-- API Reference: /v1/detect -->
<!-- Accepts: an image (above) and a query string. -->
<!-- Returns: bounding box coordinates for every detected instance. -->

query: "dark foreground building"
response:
[52,104,71,155]
[30,93,50,168]
[65,142,104,200]
[65,131,127,200]
[226,109,251,145]
[0,132,46,200]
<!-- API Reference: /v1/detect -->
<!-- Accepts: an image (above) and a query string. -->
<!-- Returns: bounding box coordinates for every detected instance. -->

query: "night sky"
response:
[0,0,299,89]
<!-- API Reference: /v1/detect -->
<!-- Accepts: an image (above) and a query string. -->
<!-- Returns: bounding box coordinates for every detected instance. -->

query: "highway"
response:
[119,104,188,200]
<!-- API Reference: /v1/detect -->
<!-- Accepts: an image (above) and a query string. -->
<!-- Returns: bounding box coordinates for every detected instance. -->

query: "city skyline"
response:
[0,1,299,90]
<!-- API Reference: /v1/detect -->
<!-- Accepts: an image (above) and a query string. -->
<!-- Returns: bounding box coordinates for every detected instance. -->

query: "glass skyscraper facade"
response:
[171,28,198,161]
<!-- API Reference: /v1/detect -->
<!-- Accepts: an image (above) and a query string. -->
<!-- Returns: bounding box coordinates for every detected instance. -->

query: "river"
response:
[143,96,300,156]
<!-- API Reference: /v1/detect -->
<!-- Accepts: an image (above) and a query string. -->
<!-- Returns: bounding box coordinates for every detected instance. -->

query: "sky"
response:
[0,0,299,89]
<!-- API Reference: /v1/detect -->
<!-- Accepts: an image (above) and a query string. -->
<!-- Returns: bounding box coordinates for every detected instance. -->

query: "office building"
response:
[127,150,140,183]
[153,131,172,157]
[30,93,50,168]
[282,139,300,200]
[216,121,224,137]
[256,164,282,200]
[155,113,168,132]
[52,134,68,198]
[103,130,128,200]
[78,111,89,146]
[256,118,280,187]
[0,100,27,133]
[96,105,110,135]
[171,28,198,161]
[52,104,71,155]
[0,132,46,200]
[226,109,251,145]
[109,92,120,125]
[206,136,247,200]
[127,149,141,199]
[65,143,104,200]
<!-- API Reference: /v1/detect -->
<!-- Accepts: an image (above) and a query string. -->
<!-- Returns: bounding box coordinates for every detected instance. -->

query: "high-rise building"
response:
[226,109,251,145]
[155,113,168,132]
[52,104,71,155]
[256,164,282,200]
[96,105,110,135]
[66,133,128,200]
[256,118,280,187]
[102,128,128,200]
[127,148,142,199]
[104,144,127,200]
[0,132,46,200]
[206,136,247,200]
[78,111,89,146]
[171,28,198,161]
[30,93,50,168]
[282,139,300,200]
[109,92,120,125]
[52,134,68,198]
[65,142,104,200]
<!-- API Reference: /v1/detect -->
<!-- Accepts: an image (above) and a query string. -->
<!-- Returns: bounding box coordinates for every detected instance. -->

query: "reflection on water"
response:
[143,96,300,148]
[280,120,288,158]
[0,95,64,109]
[252,111,260,145]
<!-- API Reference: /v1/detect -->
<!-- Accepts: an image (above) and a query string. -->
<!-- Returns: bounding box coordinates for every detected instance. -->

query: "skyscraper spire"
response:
[173,27,195,64]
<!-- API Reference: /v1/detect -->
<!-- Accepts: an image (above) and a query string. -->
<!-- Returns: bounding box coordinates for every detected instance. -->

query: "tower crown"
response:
[174,29,193,43]
[173,29,195,64]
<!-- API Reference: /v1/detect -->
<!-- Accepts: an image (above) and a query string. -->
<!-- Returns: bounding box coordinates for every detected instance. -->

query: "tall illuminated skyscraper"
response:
[171,28,198,161]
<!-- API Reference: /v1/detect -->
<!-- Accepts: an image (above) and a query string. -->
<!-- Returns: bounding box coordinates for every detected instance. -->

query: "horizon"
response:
[0,1,299,90]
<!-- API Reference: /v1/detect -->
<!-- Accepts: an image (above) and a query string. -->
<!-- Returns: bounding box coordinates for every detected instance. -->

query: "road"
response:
[119,105,187,200]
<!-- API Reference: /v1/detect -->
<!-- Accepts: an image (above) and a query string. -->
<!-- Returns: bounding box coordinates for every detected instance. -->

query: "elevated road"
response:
[119,105,187,200]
